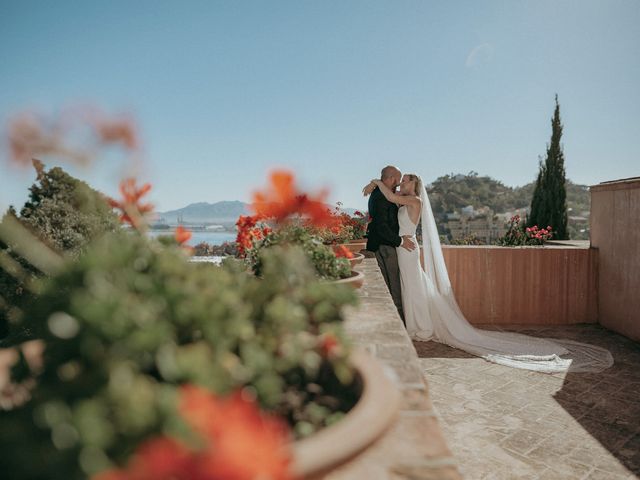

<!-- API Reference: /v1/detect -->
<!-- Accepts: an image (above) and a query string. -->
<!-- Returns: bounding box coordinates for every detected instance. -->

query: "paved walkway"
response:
[415,325,640,480]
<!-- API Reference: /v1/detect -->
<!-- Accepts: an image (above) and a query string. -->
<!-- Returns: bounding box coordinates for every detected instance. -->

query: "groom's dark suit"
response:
[366,187,404,322]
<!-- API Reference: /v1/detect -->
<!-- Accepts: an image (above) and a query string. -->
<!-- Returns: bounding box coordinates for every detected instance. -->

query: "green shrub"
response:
[0,162,118,340]
[0,231,358,480]
[246,225,351,280]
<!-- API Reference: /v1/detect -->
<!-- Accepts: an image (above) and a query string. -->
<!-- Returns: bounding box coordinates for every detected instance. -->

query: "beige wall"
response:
[435,246,598,326]
[590,179,640,341]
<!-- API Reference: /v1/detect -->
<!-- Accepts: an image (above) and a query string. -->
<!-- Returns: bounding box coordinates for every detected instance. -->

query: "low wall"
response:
[438,245,598,326]
[590,178,640,341]
[336,259,462,479]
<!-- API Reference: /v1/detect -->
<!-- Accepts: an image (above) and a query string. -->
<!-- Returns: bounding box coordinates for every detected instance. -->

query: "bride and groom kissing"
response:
[362,165,613,374]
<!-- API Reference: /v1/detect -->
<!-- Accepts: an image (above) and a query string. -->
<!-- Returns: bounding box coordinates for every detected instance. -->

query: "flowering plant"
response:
[0,110,360,480]
[308,205,369,246]
[525,225,553,245]
[495,215,553,246]
[237,172,353,280]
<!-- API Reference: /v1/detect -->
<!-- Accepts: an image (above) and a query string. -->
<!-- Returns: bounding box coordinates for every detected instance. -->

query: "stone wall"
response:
[328,259,461,479]
[590,178,640,341]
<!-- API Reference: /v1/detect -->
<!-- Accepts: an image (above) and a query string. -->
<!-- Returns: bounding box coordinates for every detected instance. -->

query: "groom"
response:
[365,165,415,324]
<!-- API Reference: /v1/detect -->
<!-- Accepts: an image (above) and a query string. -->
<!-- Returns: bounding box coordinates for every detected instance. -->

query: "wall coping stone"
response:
[324,258,462,479]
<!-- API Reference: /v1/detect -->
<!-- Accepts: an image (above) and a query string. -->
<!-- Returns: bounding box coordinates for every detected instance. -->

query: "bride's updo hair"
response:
[405,174,422,196]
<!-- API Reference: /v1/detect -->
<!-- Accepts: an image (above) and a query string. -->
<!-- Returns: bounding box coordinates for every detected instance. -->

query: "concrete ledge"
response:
[326,259,462,479]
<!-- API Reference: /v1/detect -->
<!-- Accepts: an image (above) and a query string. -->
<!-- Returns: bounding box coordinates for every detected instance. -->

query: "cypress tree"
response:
[528,95,569,239]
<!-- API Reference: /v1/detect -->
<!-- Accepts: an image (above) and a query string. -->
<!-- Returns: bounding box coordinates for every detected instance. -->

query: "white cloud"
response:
[465,43,493,68]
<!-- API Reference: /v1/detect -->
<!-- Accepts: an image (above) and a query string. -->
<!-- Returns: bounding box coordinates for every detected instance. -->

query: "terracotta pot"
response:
[347,238,367,244]
[348,253,364,268]
[338,242,366,254]
[331,270,364,289]
[290,350,400,478]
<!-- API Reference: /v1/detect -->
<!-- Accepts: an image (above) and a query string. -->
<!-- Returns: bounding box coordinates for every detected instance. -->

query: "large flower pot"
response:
[291,350,400,479]
[331,270,364,289]
[341,242,366,254]
[348,253,364,268]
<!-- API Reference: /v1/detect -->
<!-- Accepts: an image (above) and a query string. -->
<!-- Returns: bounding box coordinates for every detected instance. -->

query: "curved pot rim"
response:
[331,269,364,288]
[290,349,400,477]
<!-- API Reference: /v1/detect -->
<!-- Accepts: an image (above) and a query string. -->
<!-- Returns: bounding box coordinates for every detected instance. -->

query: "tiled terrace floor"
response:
[415,325,640,480]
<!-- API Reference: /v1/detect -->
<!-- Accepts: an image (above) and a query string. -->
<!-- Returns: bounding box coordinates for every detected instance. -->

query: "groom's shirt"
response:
[366,187,402,252]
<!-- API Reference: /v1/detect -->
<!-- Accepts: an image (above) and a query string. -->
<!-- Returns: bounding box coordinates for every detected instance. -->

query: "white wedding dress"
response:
[396,182,613,373]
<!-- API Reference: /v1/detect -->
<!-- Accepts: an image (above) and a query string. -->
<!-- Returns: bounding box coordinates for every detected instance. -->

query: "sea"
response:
[148,230,236,246]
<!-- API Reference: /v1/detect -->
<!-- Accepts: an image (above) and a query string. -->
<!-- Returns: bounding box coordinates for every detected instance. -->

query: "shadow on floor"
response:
[551,327,640,476]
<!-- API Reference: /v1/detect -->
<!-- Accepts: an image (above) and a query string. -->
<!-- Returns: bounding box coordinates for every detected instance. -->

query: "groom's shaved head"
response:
[381,165,402,189]
[381,165,400,180]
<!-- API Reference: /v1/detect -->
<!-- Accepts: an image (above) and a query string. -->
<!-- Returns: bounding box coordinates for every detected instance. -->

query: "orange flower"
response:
[235,214,270,257]
[175,225,192,245]
[93,437,195,480]
[319,333,341,358]
[179,385,292,480]
[251,170,332,227]
[95,117,137,150]
[93,386,292,480]
[107,178,154,229]
[334,245,354,259]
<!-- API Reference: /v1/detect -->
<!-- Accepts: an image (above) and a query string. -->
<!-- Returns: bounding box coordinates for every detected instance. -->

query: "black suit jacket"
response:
[366,187,401,252]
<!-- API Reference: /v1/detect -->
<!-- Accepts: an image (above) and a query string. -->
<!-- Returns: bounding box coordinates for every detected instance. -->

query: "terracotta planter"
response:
[291,350,400,479]
[331,270,364,289]
[347,238,367,244]
[348,253,364,268]
[336,242,366,254]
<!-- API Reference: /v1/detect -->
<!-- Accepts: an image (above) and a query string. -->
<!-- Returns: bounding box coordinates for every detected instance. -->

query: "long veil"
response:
[416,177,613,373]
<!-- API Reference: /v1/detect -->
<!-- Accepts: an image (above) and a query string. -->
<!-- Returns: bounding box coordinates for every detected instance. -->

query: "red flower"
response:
[235,214,269,257]
[354,210,363,217]
[93,437,195,480]
[319,333,341,358]
[334,245,354,259]
[179,385,292,480]
[175,226,192,245]
[107,178,154,229]
[251,170,332,227]
[93,386,292,480]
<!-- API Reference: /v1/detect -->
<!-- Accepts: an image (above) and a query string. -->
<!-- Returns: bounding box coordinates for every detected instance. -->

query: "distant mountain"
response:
[156,201,250,225]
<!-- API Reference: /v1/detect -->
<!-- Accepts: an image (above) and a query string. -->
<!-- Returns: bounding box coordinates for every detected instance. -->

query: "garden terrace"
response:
[336,176,640,479]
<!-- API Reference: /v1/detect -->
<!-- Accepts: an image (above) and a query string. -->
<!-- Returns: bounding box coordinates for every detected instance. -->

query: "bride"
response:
[364,174,613,373]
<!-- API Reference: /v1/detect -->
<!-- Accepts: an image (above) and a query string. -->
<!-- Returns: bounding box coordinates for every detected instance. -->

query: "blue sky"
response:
[1,1,638,211]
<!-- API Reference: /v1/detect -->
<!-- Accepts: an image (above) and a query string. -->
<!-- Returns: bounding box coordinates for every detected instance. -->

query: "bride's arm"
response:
[371,180,420,206]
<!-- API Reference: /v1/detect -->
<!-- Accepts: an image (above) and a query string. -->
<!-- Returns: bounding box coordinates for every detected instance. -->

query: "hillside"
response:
[427,172,590,217]
[427,172,591,239]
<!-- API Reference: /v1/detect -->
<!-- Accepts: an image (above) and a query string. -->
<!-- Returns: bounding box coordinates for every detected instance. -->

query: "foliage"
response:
[0,232,359,480]
[312,205,368,245]
[495,215,553,246]
[450,233,486,246]
[0,162,118,340]
[246,225,351,281]
[18,161,119,255]
[426,172,589,239]
[528,95,569,239]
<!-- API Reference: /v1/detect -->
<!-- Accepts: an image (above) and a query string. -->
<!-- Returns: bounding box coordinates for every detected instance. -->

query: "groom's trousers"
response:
[375,245,404,324]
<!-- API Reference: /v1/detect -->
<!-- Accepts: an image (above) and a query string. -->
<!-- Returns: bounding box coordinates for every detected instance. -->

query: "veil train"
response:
[415,177,613,373]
